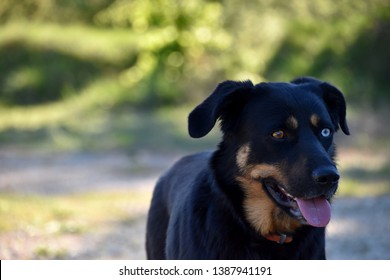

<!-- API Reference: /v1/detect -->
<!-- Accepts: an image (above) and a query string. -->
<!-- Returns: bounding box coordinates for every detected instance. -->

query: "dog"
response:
[146,77,349,259]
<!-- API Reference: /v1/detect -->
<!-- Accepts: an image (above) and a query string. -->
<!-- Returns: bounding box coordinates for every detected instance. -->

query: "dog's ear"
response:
[319,82,350,135]
[292,77,350,135]
[188,80,254,138]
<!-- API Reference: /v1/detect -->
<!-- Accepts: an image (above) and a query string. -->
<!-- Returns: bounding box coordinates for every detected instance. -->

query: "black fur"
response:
[146,77,349,259]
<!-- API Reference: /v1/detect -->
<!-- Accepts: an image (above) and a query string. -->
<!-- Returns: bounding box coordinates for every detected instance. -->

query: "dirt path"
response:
[327,195,390,259]
[0,150,389,259]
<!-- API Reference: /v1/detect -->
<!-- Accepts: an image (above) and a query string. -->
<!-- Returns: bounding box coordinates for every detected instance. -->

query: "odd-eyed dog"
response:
[146,77,349,259]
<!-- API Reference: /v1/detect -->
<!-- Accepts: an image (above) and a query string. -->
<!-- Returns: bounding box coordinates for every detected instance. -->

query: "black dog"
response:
[146,77,349,259]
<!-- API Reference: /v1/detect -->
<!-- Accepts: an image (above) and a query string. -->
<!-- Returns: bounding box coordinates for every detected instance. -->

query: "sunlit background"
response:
[0,0,389,259]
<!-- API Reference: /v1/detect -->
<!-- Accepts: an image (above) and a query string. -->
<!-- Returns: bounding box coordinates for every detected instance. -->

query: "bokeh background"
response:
[0,0,389,259]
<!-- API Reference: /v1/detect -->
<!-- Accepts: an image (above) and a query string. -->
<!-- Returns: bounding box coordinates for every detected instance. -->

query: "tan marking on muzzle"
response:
[237,164,302,236]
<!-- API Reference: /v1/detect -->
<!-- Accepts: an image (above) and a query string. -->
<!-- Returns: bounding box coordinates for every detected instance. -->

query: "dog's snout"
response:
[312,167,340,188]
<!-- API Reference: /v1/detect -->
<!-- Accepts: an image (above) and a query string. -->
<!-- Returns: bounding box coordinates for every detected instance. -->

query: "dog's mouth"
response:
[263,179,332,227]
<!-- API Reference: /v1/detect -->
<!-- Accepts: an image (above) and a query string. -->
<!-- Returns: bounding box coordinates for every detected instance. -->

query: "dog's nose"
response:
[312,167,340,188]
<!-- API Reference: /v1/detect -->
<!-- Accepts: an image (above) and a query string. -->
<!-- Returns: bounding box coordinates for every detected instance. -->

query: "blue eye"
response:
[321,128,331,138]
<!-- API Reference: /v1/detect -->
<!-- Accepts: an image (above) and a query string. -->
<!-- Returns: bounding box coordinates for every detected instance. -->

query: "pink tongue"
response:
[296,197,331,227]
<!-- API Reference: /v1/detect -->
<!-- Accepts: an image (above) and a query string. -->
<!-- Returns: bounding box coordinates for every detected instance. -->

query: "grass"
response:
[338,148,390,197]
[339,179,390,197]
[34,246,69,260]
[337,148,390,197]
[0,101,220,153]
[0,189,150,234]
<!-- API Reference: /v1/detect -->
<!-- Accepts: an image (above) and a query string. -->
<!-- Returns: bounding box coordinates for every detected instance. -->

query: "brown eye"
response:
[272,130,286,140]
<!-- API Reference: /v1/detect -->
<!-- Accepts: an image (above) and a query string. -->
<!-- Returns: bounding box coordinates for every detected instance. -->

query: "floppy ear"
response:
[291,77,350,135]
[188,80,254,138]
[319,82,350,135]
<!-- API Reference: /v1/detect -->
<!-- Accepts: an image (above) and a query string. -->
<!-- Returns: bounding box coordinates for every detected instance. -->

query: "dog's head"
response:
[188,77,349,236]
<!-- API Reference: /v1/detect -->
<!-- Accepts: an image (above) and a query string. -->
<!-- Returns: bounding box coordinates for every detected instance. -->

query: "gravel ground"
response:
[0,150,389,259]
[327,195,390,259]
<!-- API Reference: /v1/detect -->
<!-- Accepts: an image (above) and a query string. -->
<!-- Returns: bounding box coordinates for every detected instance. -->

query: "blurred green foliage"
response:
[0,0,389,152]
[0,0,389,108]
[0,0,232,107]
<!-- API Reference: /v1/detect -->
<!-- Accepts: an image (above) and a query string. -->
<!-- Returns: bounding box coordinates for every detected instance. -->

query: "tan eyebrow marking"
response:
[310,114,320,127]
[286,116,298,130]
